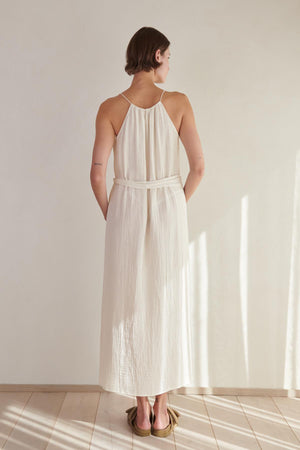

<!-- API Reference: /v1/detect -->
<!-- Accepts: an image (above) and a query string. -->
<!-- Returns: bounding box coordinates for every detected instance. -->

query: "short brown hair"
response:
[124,27,170,75]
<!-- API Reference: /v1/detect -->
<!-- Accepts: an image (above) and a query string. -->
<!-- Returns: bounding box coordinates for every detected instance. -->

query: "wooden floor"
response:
[0,392,299,449]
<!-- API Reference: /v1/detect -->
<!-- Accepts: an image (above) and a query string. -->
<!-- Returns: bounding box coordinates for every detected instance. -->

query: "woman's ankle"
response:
[153,399,167,411]
[136,396,150,412]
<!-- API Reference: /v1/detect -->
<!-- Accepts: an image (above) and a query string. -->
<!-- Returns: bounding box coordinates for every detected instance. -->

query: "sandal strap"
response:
[167,407,180,427]
[125,406,137,428]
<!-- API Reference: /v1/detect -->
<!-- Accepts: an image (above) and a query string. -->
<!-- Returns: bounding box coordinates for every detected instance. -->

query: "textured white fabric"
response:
[99,90,193,396]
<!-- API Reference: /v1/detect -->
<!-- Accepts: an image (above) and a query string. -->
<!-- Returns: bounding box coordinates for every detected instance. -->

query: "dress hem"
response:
[99,378,193,397]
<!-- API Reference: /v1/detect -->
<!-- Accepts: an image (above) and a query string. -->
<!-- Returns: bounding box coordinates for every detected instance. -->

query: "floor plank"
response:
[0,392,32,448]
[272,397,300,442]
[46,392,99,449]
[90,391,133,449]
[169,393,218,449]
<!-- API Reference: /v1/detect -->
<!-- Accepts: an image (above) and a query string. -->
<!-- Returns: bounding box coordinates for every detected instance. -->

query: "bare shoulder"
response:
[96,96,117,115]
[97,93,131,119]
[94,97,120,139]
[95,95,123,130]
[164,91,193,111]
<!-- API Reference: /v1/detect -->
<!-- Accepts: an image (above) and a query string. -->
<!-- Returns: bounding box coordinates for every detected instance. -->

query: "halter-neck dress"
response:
[99,89,193,396]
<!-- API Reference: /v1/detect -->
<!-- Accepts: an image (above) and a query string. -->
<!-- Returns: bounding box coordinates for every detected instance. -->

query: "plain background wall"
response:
[1,0,299,390]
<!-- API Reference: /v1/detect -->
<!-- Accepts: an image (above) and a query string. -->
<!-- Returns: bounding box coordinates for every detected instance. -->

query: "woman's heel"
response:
[151,406,180,438]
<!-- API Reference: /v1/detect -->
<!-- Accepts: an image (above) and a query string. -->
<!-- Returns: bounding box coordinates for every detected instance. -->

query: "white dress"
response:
[99,90,193,396]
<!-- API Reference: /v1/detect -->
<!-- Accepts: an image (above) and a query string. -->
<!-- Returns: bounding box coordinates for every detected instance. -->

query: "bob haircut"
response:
[125,27,170,75]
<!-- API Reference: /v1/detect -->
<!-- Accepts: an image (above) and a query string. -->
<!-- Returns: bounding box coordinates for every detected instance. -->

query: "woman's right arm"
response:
[90,101,115,221]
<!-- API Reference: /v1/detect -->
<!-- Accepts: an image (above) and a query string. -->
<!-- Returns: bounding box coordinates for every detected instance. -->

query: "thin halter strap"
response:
[120,92,132,104]
[120,90,165,106]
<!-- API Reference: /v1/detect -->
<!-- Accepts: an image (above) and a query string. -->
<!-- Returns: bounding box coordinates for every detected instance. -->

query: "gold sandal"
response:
[125,405,153,437]
[151,406,180,438]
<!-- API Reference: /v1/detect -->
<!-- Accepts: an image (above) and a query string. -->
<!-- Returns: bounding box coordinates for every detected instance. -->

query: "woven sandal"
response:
[125,405,153,437]
[151,406,180,438]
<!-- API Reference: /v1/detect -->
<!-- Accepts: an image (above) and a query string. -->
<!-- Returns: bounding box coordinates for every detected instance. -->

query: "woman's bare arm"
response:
[90,101,115,221]
[179,94,205,202]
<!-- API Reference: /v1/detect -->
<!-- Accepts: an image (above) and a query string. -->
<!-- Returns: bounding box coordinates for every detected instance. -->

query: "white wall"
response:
[0,0,299,390]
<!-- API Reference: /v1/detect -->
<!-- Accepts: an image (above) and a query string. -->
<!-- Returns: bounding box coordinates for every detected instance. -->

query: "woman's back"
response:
[112,89,181,180]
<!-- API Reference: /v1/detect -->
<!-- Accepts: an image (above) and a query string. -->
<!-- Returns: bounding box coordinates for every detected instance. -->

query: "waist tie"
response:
[113,174,183,189]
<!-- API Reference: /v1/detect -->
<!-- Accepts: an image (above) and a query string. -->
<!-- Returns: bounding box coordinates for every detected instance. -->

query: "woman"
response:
[90,27,204,438]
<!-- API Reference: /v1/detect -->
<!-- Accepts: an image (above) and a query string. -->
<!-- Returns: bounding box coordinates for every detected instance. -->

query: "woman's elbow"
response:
[90,168,105,186]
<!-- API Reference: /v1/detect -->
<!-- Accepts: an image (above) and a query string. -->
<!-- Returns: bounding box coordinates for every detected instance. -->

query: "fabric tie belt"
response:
[113,174,183,189]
